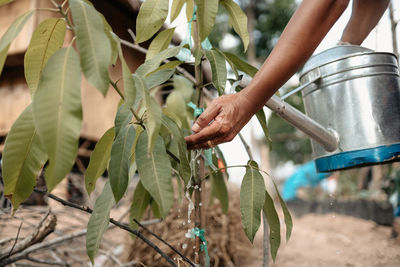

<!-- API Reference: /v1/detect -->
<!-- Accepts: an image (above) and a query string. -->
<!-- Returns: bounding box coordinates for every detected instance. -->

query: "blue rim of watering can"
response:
[315,143,400,172]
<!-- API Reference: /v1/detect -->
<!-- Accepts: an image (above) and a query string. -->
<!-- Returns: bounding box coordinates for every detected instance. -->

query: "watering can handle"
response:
[280,68,321,100]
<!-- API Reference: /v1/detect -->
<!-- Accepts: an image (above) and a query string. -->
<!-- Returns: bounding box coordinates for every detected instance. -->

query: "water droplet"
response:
[199,203,202,206]
[188,219,191,223]
[199,188,202,191]
[173,257,176,260]
[182,243,188,249]
[194,185,199,190]
[193,246,196,249]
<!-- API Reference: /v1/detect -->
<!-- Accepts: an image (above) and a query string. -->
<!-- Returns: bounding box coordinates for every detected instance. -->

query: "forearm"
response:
[241,0,350,113]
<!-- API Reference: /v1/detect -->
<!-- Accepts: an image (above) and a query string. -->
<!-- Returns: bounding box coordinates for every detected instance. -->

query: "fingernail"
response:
[192,123,200,132]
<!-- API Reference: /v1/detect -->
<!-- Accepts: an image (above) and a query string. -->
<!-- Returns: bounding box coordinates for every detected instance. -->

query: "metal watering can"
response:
[265,45,400,172]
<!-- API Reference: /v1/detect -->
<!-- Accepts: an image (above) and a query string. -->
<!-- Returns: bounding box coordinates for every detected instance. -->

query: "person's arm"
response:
[185,0,386,149]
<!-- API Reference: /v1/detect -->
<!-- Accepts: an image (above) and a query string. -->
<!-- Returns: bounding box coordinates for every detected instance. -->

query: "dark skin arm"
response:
[185,0,389,149]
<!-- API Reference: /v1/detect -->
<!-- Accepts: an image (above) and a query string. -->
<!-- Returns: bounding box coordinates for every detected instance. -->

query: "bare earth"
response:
[249,213,400,267]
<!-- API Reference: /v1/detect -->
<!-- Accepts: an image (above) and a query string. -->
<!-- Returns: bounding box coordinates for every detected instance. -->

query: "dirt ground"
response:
[249,213,400,267]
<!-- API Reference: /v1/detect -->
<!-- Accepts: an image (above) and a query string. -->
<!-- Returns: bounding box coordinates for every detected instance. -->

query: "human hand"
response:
[184,91,256,149]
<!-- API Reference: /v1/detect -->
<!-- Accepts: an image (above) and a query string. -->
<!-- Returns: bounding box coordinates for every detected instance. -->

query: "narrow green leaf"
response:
[273,182,293,242]
[164,91,189,129]
[210,155,229,214]
[255,109,270,142]
[2,105,47,212]
[86,181,115,263]
[194,47,202,66]
[0,10,34,52]
[173,75,193,102]
[136,131,173,217]
[0,45,10,77]
[240,161,266,243]
[185,0,194,21]
[109,125,136,202]
[151,199,162,218]
[120,52,136,109]
[146,28,175,61]
[129,181,151,232]
[263,189,281,261]
[220,0,249,51]
[135,0,169,43]
[133,74,161,153]
[224,52,258,77]
[145,68,175,89]
[205,49,227,95]
[101,15,119,65]
[0,10,34,74]
[195,0,218,41]
[85,127,115,196]
[69,0,111,95]
[24,18,66,95]
[114,104,133,137]
[161,115,191,184]
[136,46,181,77]
[32,46,82,192]
[170,0,185,22]
[0,0,13,6]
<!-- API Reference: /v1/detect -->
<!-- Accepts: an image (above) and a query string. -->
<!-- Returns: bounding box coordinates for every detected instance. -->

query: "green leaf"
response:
[0,45,10,77]
[146,28,175,61]
[273,182,292,242]
[170,0,185,22]
[2,104,47,212]
[133,74,161,153]
[136,46,181,77]
[185,0,194,21]
[0,10,34,52]
[173,75,193,102]
[195,0,218,41]
[220,0,249,51]
[240,160,266,243]
[210,154,229,214]
[151,199,162,218]
[255,109,270,142]
[85,127,115,196]
[32,46,82,192]
[136,131,173,217]
[205,49,227,95]
[135,0,169,44]
[24,18,66,95]
[114,104,133,137]
[164,91,189,129]
[86,181,115,264]
[224,52,258,77]
[263,189,281,261]
[119,52,136,109]
[101,15,119,65]
[69,0,111,95]
[129,181,151,233]
[109,125,136,202]
[0,0,13,6]
[0,10,34,74]
[145,68,176,89]
[161,115,191,184]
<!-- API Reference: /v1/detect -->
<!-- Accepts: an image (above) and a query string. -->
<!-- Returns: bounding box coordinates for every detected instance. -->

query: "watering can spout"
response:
[265,95,339,152]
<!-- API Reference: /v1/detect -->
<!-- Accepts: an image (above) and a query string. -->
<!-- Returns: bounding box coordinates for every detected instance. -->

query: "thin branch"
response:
[25,256,69,267]
[8,222,22,257]
[133,219,196,267]
[238,132,254,161]
[31,188,177,267]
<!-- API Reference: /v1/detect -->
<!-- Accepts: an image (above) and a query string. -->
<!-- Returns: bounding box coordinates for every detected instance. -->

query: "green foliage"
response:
[136,132,174,218]
[32,46,82,192]
[69,0,111,95]
[85,127,115,196]
[86,181,115,263]
[0,10,34,75]
[0,0,13,6]
[135,0,169,43]
[195,0,219,42]
[24,18,66,95]
[2,105,47,212]
[263,189,280,261]
[0,0,293,262]
[240,160,266,243]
